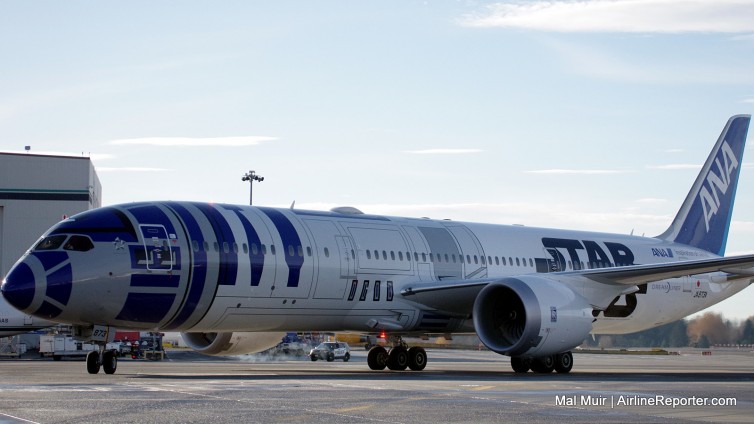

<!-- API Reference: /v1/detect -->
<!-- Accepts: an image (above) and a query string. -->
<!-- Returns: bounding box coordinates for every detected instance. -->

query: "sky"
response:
[1,1,754,320]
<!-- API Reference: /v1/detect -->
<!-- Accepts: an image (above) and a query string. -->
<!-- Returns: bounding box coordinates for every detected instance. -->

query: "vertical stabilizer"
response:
[659,115,750,255]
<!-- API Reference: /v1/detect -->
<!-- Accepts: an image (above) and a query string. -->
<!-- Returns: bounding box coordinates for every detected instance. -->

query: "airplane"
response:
[0,292,54,337]
[1,115,753,375]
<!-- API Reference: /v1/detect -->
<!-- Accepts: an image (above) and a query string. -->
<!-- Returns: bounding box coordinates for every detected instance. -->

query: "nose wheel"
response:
[86,348,118,375]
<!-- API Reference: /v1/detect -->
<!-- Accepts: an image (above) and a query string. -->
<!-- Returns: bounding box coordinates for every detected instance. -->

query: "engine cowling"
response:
[473,276,593,357]
[181,332,285,356]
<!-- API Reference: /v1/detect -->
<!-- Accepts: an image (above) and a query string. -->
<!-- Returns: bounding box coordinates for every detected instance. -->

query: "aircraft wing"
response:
[400,253,754,315]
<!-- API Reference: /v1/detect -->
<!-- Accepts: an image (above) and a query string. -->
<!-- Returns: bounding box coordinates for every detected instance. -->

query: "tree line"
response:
[584,313,754,348]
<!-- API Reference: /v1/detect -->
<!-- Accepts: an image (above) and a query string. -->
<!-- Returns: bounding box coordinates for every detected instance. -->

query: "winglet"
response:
[658,115,751,256]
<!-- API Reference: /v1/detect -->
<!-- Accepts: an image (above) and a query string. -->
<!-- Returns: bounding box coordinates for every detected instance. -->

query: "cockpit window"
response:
[63,235,94,252]
[35,235,67,251]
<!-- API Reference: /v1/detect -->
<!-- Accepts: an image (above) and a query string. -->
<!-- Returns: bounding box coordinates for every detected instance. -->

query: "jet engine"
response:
[473,277,593,357]
[181,331,285,356]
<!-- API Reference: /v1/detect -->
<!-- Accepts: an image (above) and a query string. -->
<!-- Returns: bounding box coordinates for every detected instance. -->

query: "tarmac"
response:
[0,348,752,423]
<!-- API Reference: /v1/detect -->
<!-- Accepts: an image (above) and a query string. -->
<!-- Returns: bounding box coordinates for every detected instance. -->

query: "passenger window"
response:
[233,243,239,254]
[374,250,379,260]
[398,251,404,261]
[529,258,534,267]
[251,243,259,255]
[307,247,312,257]
[192,240,200,252]
[481,256,486,265]
[214,242,219,252]
[474,255,478,264]
[382,250,387,260]
[429,253,434,262]
[288,245,295,257]
[270,245,276,255]
[204,241,209,252]
[516,257,520,266]
[390,251,395,261]
[445,254,450,263]
[351,249,355,259]
[495,256,499,266]
[298,246,304,257]
[262,244,267,255]
[367,250,372,259]
[452,254,457,263]
[466,255,471,264]
[242,243,248,254]
[324,247,330,258]
[63,235,94,252]
[422,253,427,262]
[414,252,419,262]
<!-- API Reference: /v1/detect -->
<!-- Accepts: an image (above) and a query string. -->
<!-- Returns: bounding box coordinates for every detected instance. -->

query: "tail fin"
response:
[659,115,751,256]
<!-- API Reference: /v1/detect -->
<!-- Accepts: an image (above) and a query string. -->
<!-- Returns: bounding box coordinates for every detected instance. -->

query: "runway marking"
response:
[0,412,39,424]
[333,405,375,413]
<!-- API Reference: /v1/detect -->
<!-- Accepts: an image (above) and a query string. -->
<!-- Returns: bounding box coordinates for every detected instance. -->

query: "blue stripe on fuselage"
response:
[222,205,265,286]
[259,208,303,288]
[161,202,210,330]
[194,203,238,286]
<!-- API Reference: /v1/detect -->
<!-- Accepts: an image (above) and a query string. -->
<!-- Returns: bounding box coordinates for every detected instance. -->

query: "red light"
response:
[379,330,387,339]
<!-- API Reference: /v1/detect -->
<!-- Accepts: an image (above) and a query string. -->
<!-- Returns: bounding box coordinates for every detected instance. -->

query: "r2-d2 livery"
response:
[3,115,754,375]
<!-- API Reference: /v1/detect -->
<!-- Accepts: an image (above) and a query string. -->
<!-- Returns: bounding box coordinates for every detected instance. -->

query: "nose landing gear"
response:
[86,347,118,375]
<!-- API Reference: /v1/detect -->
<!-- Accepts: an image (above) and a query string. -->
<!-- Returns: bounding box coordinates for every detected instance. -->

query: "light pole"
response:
[241,170,264,205]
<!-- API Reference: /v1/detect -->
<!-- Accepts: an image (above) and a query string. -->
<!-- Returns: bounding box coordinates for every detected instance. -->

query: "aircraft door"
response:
[336,236,356,279]
[139,224,174,271]
[304,219,348,299]
[446,225,487,279]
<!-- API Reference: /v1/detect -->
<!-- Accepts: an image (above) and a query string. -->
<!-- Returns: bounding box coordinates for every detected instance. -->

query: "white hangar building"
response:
[0,152,101,280]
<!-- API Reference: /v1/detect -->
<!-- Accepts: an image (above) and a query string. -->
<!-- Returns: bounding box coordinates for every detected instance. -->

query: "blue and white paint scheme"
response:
[2,115,753,375]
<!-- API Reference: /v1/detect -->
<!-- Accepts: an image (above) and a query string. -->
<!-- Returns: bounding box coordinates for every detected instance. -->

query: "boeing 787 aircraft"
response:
[2,115,752,375]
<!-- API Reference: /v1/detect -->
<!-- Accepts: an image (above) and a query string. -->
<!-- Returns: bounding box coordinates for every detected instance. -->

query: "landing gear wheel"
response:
[103,350,118,375]
[367,346,388,370]
[407,347,427,371]
[343,353,350,362]
[554,352,573,374]
[530,355,555,373]
[86,351,101,374]
[510,357,531,373]
[387,346,409,371]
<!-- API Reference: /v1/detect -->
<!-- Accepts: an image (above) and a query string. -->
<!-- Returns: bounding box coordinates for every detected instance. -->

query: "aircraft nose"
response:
[1,261,36,312]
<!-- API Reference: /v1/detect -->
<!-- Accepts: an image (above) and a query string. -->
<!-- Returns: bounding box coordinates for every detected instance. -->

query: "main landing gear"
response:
[86,346,118,375]
[510,351,573,374]
[367,337,427,371]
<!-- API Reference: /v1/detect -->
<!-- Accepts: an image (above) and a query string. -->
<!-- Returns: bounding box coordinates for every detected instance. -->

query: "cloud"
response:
[525,169,632,174]
[636,198,667,204]
[646,164,701,170]
[462,0,754,33]
[742,98,754,104]
[403,149,483,154]
[96,167,171,173]
[109,136,276,147]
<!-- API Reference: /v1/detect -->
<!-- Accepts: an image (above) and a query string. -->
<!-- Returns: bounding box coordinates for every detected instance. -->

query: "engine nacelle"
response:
[473,276,593,357]
[181,331,285,356]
